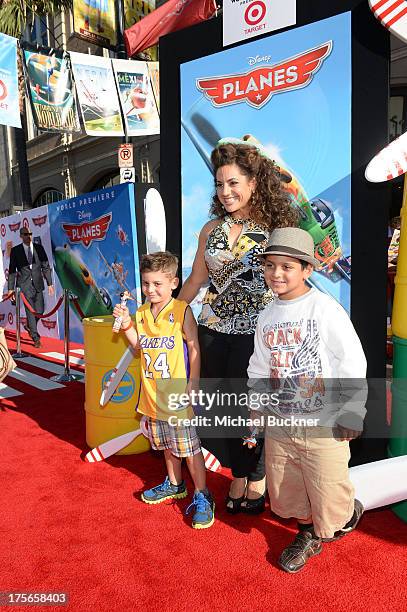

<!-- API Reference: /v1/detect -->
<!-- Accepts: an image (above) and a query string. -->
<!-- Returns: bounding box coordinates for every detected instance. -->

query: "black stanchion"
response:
[12,287,28,360]
[51,289,83,383]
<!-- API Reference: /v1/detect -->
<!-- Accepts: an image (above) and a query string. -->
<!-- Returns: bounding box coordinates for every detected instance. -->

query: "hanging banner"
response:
[124,0,216,57]
[0,207,60,339]
[113,59,159,136]
[223,0,296,47]
[73,0,117,48]
[23,50,80,133]
[70,52,124,137]
[124,0,155,28]
[0,235,5,298]
[148,61,160,114]
[0,33,21,129]
[48,184,140,343]
[181,12,352,314]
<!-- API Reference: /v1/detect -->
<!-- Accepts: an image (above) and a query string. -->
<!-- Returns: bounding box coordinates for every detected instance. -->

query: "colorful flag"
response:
[124,0,216,57]
[113,59,159,136]
[70,51,124,137]
[23,50,80,133]
[73,0,117,48]
[0,33,21,128]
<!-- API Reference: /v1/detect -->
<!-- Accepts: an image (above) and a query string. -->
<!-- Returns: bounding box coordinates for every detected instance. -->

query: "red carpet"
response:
[1,334,407,611]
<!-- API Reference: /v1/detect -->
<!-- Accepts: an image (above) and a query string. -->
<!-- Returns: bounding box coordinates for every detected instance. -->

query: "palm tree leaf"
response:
[0,1,73,38]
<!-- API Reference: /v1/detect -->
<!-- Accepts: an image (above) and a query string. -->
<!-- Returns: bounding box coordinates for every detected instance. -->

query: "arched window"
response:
[34,189,64,207]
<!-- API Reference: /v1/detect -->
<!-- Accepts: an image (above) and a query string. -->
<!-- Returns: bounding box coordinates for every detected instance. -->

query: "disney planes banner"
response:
[180,12,352,313]
[48,184,140,343]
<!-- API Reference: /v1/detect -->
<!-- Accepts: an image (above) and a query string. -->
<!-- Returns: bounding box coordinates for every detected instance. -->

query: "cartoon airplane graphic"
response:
[97,248,136,298]
[53,244,112,319]
[182,113,350,283]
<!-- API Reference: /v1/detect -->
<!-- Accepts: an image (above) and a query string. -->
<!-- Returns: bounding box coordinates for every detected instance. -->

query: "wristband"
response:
[122,319,133,331]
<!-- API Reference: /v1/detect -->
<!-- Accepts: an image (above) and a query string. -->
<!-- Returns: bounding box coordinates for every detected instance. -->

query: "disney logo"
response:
[248,55,272,66]
[78,211,92,221]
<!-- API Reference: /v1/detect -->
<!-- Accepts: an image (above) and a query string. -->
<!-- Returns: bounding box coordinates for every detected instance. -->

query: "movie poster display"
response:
[48,184,140,343]
[73,0,117,48]
[0,33,21,129]
[70,52,124,137]
[0,206,60,339]
[113,59,159,136]
[23,50,80,133]
[180,12,352,313]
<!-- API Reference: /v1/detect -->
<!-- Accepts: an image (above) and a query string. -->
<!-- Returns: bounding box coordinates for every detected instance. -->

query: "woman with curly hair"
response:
[178,137,298,514]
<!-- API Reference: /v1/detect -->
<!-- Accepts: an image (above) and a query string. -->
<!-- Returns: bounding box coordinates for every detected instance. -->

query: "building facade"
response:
[0,7,159,217]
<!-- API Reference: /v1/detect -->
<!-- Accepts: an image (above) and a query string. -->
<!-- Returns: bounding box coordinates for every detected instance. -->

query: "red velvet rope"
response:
[71,297,85,320]
[20,292,64,319]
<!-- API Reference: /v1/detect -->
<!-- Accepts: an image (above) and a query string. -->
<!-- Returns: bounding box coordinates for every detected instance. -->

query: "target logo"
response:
[8,312,13,326]
[1,224,5,237]
[244,1,266,26]
[0,80,7,101]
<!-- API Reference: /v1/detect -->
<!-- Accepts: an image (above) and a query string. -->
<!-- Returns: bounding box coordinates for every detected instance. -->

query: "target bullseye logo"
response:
[0,80,7,101]
[244,1,266,26]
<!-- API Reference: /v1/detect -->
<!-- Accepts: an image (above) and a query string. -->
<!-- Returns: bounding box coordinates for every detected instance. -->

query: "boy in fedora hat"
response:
[247,227,367,573]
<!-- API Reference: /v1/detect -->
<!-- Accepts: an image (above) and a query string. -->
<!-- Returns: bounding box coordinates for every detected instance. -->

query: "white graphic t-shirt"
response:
[247,288,367,427]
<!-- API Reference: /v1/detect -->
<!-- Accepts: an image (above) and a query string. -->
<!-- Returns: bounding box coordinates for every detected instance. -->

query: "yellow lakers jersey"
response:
[135,298,192,420]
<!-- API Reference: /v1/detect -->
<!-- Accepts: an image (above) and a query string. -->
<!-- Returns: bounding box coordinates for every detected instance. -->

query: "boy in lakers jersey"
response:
[113,252,214,529]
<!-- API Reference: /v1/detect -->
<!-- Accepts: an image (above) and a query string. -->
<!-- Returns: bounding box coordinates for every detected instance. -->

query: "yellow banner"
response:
[73,0,117,48]
[124,0,155,29]
[124,0,157,59]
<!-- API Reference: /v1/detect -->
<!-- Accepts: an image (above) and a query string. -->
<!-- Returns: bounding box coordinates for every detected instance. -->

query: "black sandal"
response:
[225,495,245,514]
[241,494,266,514]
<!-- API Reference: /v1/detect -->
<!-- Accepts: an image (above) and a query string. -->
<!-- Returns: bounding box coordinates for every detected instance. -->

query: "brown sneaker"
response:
[278,529,322,573]
[34,339,42,349]
[322,499,364,542]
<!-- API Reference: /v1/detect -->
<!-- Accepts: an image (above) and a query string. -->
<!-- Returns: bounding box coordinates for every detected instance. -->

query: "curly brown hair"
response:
[210,142,299,230]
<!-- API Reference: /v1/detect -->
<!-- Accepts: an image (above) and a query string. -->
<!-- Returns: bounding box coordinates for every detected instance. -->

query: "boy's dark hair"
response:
[140,251,178,277]
[300,260,312,270]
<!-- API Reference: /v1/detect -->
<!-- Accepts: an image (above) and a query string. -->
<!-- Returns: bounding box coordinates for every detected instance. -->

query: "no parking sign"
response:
[118,143,134,168]
[223,0,296,47]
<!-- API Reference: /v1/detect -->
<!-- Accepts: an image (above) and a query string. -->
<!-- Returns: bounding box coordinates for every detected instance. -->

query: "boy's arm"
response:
[183,306,200,392]
[247,312,274,416]
[113,303,140,349]
[121,319,140,350]
[321,301,368,439]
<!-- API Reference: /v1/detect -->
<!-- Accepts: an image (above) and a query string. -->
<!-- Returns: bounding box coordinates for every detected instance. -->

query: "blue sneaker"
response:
[186,491,215,529]
[141,477,187,504]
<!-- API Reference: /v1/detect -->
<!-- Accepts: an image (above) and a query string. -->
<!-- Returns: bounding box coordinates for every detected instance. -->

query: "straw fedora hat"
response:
[259,227,320,268]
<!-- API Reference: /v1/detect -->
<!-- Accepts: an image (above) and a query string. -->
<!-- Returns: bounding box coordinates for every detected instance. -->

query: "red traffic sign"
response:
[118,143,134,168]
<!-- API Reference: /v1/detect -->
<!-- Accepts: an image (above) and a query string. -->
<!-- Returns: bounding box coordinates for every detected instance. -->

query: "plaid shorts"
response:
[146,417,202,458]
